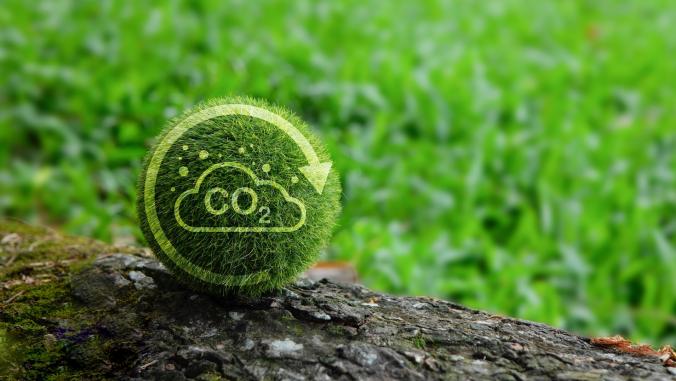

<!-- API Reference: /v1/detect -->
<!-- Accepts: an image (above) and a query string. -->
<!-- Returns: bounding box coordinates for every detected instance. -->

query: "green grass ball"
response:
[137,97,341,296]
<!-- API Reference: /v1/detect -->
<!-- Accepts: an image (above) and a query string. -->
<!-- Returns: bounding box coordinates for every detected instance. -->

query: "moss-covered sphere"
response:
[137,97,341,296]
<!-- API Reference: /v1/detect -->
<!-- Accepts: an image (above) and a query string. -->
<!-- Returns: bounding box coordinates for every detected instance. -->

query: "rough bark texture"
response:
[0,221,674,380]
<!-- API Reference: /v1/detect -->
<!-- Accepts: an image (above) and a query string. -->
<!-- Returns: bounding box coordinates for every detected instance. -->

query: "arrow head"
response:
[299,162,332,194]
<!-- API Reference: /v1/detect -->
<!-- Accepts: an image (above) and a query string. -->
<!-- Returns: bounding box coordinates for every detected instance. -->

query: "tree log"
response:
[0,221,673,380]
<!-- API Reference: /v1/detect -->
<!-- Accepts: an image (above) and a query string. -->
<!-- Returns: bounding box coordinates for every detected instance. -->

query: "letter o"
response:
[231,187,258,215]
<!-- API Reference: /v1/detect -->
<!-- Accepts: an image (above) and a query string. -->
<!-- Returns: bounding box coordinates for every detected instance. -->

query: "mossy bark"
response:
[1,221,674,380]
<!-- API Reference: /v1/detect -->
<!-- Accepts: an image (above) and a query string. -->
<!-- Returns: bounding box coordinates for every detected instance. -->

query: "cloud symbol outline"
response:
[174,162,306,233]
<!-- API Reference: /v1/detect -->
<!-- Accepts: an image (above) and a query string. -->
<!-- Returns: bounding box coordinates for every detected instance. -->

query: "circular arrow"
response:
[142,103,334,288]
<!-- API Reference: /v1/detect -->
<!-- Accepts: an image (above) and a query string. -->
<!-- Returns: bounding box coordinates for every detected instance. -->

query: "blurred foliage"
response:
[0,0,674,344]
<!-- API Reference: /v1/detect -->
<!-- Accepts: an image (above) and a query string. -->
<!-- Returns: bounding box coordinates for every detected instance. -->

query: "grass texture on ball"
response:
[137,97,341,296]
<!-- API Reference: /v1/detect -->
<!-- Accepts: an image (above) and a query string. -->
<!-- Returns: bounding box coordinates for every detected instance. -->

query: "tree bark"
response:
[0,221,674,380]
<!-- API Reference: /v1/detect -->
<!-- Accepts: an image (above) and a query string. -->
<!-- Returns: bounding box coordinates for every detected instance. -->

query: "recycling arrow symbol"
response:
[164,104,332,194]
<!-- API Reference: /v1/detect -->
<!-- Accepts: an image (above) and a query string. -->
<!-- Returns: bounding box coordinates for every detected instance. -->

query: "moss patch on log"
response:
[0,221,142,380]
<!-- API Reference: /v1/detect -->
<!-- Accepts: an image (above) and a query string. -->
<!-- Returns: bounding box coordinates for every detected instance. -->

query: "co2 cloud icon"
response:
[174,162,306,233]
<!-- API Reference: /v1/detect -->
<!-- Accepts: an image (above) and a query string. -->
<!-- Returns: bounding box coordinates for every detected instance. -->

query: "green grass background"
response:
[0,0,674,344]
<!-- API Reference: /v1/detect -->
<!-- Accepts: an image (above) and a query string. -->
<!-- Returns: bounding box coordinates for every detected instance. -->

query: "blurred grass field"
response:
[0,0,674,344]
